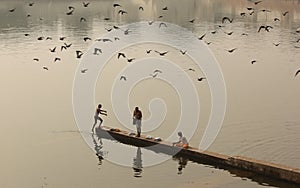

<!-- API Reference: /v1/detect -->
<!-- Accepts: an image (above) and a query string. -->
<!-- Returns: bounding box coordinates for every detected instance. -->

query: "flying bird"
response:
[148,20,154,25]
[162,6,168,10]
[59,37,66,41]
[54,57,61,62]
[154,50,168,56]
[249,11,255,15]
[43,66,48,70]
[251,60,257,64]
[139,6,144,11]
[247,7,254,11]
[81,69,88,73]
[80,17,87,22]
[295,70,300,77]
[189,19,195,23]
[150,73,158,78]
[61,45,67,51]
[224,31,234,35]
[197,77,206,81]
[274,18,280,21]
[240,12,246,16]
[83,2,90,7]
[64,43,72,48]
[226,48,237,53]
[260,9,271,13]
[282,11,289,16]
[114,37,120,41]
[124,29,130,35]
[46,36,52,40]
[113,3,122,8]
[9,8,16,12]
[37,36,44,40]
[205,41,211,45]
[273,43,280,46]
[118,10,127,15]
[222,17,233,23]
[146,50,152,54]
[83,37,92,41]
[29,2,34,6]
[93,48,102,55]
[120,76,127,81]
[33,58,39,62]
[159,22,167,28]
[127,58,135,63]
[68,6,75,10]
[180,50,187,55]
[117,52,126,59]
[113,25,120,29]
[198,34,206,40]
[104,17,110,21]
[153,69,163,74]
[24,33,30,36]
[105,28,112,32]
[96,38,112,42]
[66,10,74,15]
[254,1,262,5]
[49,47,56,52]
[76,50,84,59]
[187,68,195,72]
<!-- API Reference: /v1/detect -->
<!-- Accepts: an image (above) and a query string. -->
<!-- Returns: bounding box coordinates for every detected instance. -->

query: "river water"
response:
[0,0,300,187]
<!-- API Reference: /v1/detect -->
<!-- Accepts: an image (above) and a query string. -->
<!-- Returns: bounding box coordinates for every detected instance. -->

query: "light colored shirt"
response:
[179,136,188,145]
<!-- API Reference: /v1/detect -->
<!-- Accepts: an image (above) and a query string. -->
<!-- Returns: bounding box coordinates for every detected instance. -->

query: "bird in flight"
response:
[180,50,187,55]
[254,1,262,5]
[54,57,61,62]
[118,10,127,15]
[83,2,90,7]
[153,69,163,74]
[64,43,72,48]
[80,17,87,22]
[105,28,112,32]
[295,70,300,77]
[273,43,280,46]
[162,6,168,11]
[197,77,206,81]
[49,47,56,53]
[113,3,122,8]
[83,37,92,42]
[224,31,234,35]
[81,69,88,73]
[96,38,112,42]
[127,58,135,63]
[274,18,280,21]
[29,2,34,6]
[159,22,167,28]
[187,68,195,72]
[33,58,39,62]
[117,52,126,59]
[282,11,289,16]
[251,60,257,64]
[66,9,74,15]
[222,17,233,23]
[93,48,102,55]
[189,19,195,23]
[146,50,152,54]
[139,6,144,11]
[61,45,67,51]
[120,76,127,81]
[76,51,84,59]
[148,20,154,25]
[155,50,168,56]
[258,25,273,32]
[37,36,44,40]
[226,48,237,53]
[150,73,158,78]
[198,34,206,40]
[68,6,75,10]
[43,66,48,70]
[9,8,16,12]
[59,36,66,41]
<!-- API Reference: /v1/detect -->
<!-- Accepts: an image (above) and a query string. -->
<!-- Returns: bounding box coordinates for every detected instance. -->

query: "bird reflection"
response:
[173,156,188,175]
[133,147,143,178]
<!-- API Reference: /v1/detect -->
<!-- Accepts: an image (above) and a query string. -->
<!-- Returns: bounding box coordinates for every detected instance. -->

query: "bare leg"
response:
[92,117,97,132]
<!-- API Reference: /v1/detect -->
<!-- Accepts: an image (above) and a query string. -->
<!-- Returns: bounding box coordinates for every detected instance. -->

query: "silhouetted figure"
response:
[133,107,142,137]
[92,104,107,133]
[133,147,143,177]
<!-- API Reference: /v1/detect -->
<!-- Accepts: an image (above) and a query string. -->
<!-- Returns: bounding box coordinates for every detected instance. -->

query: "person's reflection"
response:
[173,156,188,175]
[92,133,104,166]
[132,147,143,177]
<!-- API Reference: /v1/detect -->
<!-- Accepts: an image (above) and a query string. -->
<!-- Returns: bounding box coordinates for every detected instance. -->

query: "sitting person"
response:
[172,131,189,149]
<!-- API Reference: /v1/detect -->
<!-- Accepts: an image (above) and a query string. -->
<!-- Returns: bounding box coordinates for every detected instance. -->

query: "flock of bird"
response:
[6,1,300,78]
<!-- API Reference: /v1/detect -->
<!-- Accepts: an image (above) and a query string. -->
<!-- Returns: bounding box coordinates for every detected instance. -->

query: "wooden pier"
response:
[96,126,300,185]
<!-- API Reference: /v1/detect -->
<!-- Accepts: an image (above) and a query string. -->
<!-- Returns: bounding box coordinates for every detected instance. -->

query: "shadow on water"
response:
[93,128,299,188]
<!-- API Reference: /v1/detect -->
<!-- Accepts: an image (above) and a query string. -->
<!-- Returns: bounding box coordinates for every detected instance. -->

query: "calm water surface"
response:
[0,0,300,187]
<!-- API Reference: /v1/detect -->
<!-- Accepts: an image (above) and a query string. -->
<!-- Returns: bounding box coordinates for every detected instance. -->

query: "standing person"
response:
[172,131,189,149]
[133,107,142,137]
[92,104,107,133]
